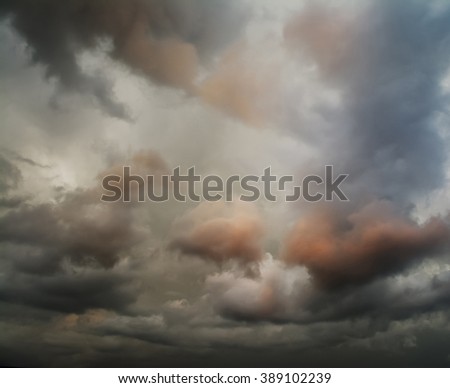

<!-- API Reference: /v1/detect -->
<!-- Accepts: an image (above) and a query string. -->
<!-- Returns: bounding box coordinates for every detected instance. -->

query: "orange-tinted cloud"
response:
[281,202,450,288]
[284,4,354,75]
[171,202,265,263]
[198,42,280,126]
[80,0,200,91]
[118,15,199,91]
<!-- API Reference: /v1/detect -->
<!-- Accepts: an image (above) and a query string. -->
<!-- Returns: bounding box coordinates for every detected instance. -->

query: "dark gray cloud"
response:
[0,265,138,313]
[0,154,21,193]
[0,154,26,209]
[204,254,450,332]
[344,1,450,204]
[0,197,142,269]
[0,196,143,315]
[285,0,450,205]
[268,0,450,295]
[0,0,247,118]
[1,0,450,369]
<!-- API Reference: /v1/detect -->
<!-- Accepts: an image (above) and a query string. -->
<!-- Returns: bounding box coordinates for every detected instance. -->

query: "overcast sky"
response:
[1,0,450,367]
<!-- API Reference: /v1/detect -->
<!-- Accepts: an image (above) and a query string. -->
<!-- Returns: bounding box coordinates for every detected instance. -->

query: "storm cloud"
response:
[0,0,247,118]
[1,0,450,368]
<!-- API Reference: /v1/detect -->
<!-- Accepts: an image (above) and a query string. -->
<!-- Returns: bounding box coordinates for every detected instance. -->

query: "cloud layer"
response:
[1,0,450,367]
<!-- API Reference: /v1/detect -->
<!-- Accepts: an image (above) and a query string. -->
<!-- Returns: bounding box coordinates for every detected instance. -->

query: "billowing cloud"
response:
[171,202,265,263]
[0,0,247,117]
[0,153,24,208]
[1,0,450,368]
[100,149,170,203]
[199,42,280,126]
[284,1,450,205]
[281,202,450,288]
[284,3,354,75]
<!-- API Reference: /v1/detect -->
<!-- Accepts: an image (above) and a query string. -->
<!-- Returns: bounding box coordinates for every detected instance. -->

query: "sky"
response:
[1,0,450,367]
